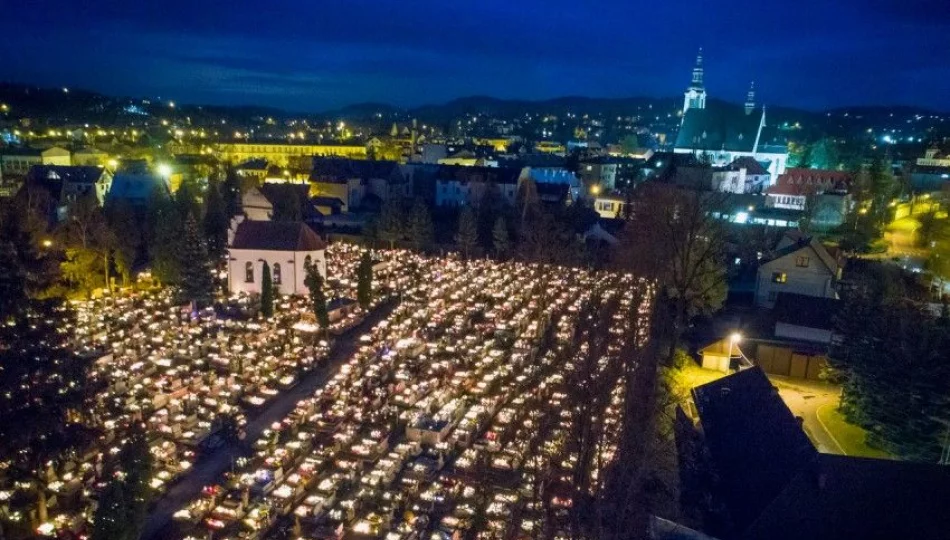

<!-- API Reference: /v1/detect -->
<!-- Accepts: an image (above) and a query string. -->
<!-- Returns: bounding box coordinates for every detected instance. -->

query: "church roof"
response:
[675,102,763,153]
[231,220,326,252]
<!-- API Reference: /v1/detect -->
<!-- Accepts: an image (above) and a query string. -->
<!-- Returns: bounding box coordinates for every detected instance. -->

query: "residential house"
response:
[235,159,269,184]
[433,165,521,208]
[259,183,322,222]
[592,194,627,219]
[242,187,273,221]
[766,168,852,209]
[0,146,71,175]
[534,141,567,155]
[72,147,110,167]
[578,157,618,191]
[755,233,841,308]
[310,158,411,212]
[691,367,950,540]
[25,165,113,221]
[106,173,168,207]
[766,168,853,229]
[713,156,771,194]
[417,143,448,164]
[227,218,327,296]
[522,166,582,201]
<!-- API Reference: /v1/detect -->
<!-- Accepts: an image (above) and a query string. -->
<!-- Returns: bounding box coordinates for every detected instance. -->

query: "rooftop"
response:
[230,220,327,252]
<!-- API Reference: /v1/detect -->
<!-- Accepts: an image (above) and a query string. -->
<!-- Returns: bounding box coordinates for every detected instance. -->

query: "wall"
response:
[42,147,72,166]
[228,248,326,296]
[753,343,826,380]
[0,155,42,174]
[701,353,731,372]
[755,248,836,308]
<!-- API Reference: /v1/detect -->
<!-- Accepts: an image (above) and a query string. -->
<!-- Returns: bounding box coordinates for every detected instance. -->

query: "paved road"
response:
[769,375,845,455]
[141,302,397,540]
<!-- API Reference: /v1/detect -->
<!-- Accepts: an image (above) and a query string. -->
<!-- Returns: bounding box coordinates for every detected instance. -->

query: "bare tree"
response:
[616,183,727,363]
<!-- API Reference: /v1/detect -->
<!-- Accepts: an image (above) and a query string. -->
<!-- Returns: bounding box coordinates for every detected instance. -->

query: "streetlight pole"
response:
[729,332,742,371]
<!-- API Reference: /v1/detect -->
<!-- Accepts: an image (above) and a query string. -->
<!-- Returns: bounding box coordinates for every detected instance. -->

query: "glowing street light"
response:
[157,164,172,177]
[729,332,742,363]
[41,239,53,249]
[107,159,118,169]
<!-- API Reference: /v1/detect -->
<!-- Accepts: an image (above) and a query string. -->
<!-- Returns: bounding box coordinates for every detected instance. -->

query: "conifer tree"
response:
[377,198,406,249]
[409,198,434,250]
[260,261,274,317]
[147,190,184,284]
[357,251,373,310]
[304,261,330,330]
[203,180,229,262]
[178,215,215,307]
[492,216,511,259]
[91,424,153,540]
[455,206,479,258]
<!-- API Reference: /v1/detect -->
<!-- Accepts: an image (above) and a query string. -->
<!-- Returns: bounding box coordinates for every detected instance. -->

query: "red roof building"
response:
[768,168,853,197]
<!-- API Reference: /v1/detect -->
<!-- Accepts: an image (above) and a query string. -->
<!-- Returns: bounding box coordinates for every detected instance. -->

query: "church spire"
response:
[745,81,756,115]
[691,48,704,88]
[683,48,707,115]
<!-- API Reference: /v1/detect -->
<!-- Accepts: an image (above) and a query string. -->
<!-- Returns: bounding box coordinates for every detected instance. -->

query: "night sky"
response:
[3,0,948,112]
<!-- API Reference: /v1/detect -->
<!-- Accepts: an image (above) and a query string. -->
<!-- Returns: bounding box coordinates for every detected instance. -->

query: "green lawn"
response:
[816,404,893,460]
[665,364,727,405]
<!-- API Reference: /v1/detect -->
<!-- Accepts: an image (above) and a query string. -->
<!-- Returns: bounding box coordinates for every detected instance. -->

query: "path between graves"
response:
[141,300,398,540]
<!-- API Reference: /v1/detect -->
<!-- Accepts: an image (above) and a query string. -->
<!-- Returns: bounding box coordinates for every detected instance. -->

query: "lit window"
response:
[245,262,254,283]
[772,272,787,284]
[273,263,282,285]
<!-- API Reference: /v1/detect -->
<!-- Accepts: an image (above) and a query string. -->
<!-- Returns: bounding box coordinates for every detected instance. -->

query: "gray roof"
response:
[675,102,763,153]
[230,220,326,251]
[773,292,838,330]
[692,367,817,533]
[694,367,950,540]
[106,174,166,203]
[27,165,105,186]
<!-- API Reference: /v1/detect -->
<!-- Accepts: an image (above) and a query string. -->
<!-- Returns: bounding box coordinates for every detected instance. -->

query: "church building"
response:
[227,217,327,296]
[674,50,788,178]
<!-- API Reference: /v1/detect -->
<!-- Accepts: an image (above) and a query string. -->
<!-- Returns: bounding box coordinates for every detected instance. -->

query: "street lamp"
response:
[157,164,172,177]
[729,332,742,364]
[41,239,53,249]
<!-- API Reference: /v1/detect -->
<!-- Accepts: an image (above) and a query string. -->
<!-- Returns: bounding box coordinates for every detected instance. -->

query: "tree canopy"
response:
[260,261,274,317]
[455,206,479,258]
[304,261,330,330]
[357,251,373,310]
[831,285,950,461]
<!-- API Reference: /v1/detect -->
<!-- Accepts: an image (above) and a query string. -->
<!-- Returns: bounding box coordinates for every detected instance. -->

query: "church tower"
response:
[683,48,707,114]
[745,81,756,115]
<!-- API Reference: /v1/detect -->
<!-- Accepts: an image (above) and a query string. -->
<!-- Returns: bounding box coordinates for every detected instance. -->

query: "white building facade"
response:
[227,218,327,296]
[755,237,841,308]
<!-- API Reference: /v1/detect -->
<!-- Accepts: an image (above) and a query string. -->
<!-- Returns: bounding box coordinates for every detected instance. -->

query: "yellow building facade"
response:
[214,142,367,167]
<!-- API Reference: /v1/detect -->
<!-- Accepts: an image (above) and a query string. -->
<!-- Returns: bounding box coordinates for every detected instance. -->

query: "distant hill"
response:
[410,95,681,123]
[0,82,946,140]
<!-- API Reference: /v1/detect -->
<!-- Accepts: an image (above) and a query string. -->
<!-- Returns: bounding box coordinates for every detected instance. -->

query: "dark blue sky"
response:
[3,0,948,112]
